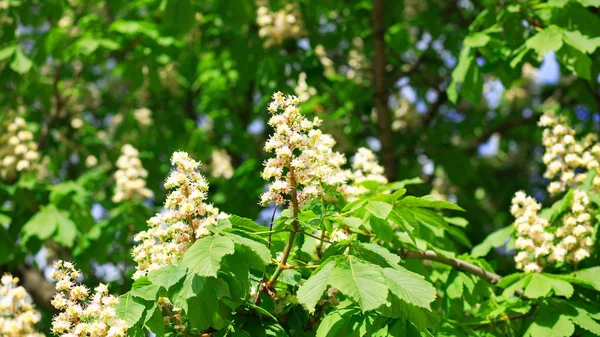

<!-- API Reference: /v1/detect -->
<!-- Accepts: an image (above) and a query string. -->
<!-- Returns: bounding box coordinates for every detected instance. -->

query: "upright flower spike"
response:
[0,116,40,180]
[132,151,228,279]
[210,149,234,179]
[256,3,304,47]
[50,261,128,337]
[510,191,553,273]
[112,144,153,203]
[538,111,600,195]
[338,147,388,200]
[551,189,594,265]
[0,274,44,337]
[260,92,349,207]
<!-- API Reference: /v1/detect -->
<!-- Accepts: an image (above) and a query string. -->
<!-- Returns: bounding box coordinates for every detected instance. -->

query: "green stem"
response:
[302,230,335,245]
[267,166,300,287]
[254,229,291,235]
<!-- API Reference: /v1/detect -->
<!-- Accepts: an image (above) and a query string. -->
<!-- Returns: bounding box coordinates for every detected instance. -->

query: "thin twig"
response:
[398,248,502,284]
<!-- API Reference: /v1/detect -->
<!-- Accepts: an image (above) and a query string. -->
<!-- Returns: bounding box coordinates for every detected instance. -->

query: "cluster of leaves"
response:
[0,0,599,336]
[115,174,600,336]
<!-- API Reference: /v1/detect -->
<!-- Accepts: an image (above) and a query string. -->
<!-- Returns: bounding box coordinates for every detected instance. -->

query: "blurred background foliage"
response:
[0,0,599,331]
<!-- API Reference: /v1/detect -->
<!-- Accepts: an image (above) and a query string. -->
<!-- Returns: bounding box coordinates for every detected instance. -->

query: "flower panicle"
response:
[50,260,128,337]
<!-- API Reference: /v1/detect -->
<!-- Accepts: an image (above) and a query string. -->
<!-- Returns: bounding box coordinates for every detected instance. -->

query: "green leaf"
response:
[366,201,393,219]
[228,215,265,232]
[562,30,599,54]
[577,0,600,7]
[116,293,146,327]
[471,225,513,258]
[224,231,270,265]
[182,235,235,277]
[567,302,600,334]
[571,267,600,290]
[0,45,16,62]
[21,205,76,246]
[328,257,388,311]
[382,267,436,310]
[556,43,592,80]
[316,307,359,337]
[77,37,100,55]
[339,216,362,230]
[397,196,465,211]
[162,0,195,34]
[297,260,335,313]
[463,33,490,47]
[524,274,552,298]
[444,217,468,228]
[144,304,165,336]
[54,210,77,248]
[525,304,575,337]
[540,189,573,222]
[356,243,401,268]
[525,26,564,57]
[579,170,597,191]
[147,264,187,291]
[22,207,58,243]
[109,20,159,39]
[129,284,161,301]
[369,216,395,242]
[546,275,574,298]
[10,48,33,74]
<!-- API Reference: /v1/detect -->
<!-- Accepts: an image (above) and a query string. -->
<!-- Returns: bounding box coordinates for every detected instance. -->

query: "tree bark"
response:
[372,0,397,181]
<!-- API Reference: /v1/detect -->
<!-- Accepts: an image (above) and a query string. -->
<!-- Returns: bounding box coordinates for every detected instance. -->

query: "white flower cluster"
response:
[256,4,304,47]
[0,274,44,337]
[0,117,40,179]
[511,192,554,273]
[538,111,600,195]
[346,37,370,84]
[260,92,348,206]
[350,148,388,185]
[134,108,153,127]
[112,144,153,203]
[551,189,594,265]
[50,261,128,337]
[210,149,234,179]
[315,45,335,77]
[337,147,389,200]
[132,152,228,279]
[511,189,595,272]
[391,98,421,132]
[294,72,317,102]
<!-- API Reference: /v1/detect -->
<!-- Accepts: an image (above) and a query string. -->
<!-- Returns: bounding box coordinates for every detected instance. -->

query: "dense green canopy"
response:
[0,0,599,336]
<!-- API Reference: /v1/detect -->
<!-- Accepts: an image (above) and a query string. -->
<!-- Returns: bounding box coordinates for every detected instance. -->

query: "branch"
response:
[398,249,502,284]
[465,113,540,155]
[372,0,397,181]
[472,302,539,330]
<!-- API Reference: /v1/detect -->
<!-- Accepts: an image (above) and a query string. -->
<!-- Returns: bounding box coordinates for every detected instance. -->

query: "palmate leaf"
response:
[382,267,436,310]
[297,260,335,312]
[21,205,77,247]
[328,256,389,311]
[182,234,235,277]
[567,302,600,334]
[366,200,393,219]
[116,293,146,327]
[315,306,359,337]
[471,225,513,258]
[147,264,187,291]
[525,303,575,337]
[224,231,271,265]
